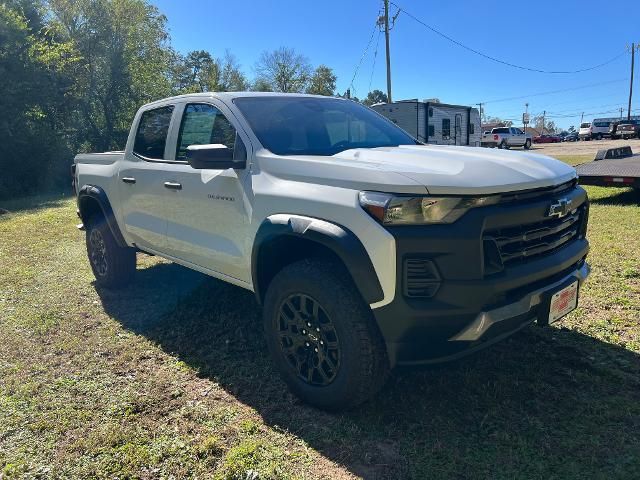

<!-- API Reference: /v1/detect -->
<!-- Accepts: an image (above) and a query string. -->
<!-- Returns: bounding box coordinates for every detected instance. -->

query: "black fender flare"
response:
[251,214,384,305]
[77,184,127,248]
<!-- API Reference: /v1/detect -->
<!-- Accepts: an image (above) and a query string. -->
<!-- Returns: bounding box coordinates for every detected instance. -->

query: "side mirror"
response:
[186,144,246,170]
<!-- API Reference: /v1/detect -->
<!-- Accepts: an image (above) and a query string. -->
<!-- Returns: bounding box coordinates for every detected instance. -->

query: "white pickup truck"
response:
[73,92,590,410]
[482,127,533,149]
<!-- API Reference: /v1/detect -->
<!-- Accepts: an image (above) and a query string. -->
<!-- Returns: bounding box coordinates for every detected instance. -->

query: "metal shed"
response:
[372,100,481,147]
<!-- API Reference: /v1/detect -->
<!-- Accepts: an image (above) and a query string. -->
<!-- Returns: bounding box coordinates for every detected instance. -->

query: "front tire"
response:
[86,216,136,288]
[263,259,390,411]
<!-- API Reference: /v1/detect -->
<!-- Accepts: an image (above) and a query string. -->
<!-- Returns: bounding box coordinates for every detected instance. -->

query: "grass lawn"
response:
[1,155,639,479]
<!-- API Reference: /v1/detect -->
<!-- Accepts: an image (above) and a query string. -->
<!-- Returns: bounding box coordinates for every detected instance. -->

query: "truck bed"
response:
[576,154,640,188]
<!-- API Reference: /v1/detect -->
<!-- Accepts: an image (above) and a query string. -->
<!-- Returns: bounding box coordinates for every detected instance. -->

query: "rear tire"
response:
[263,259,390,411]
[524,139,531,150]
[499,141,509,149]
[86,216,136,288]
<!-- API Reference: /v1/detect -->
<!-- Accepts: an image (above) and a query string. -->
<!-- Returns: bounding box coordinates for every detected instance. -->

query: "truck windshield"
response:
[234,96,417,156]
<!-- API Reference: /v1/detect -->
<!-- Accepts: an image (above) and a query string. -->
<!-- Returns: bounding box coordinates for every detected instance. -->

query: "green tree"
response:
[172,50,248,93]
[362,89,388,106]
[0,1,74,198]
[533,115,556,134]
[254,47,311,93]
[47,0,174,151]
[251,78,273,92]
[306,65,336,96]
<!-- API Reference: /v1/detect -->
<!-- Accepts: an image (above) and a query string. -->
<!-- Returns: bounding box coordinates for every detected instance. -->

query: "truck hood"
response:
[332,145,576,195]
[259,144,576,195]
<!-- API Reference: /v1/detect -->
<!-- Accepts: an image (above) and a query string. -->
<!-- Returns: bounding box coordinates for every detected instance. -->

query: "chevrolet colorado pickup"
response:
[481,127,532,149]
[73,92,590,410]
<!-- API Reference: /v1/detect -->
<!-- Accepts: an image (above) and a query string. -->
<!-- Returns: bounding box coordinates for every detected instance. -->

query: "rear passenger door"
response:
[117,105,175,250]
[510,127,525,146]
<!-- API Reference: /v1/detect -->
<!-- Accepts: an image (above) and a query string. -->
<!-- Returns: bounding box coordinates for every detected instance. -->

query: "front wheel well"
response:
[254,236,349,304]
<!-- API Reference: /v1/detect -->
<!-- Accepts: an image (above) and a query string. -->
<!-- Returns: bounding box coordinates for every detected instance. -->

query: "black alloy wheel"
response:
[276,293,340,386]
[89,228,108,278]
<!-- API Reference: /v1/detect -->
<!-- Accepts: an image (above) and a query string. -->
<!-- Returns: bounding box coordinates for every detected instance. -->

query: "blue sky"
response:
[152,0,640,129]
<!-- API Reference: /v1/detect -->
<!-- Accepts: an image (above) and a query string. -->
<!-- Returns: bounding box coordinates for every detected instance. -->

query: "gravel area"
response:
[526,138,640,157]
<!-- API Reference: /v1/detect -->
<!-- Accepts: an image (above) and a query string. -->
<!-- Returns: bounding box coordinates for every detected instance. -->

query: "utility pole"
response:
[628,43,637,121]
[620,107,624,119]
[541,110,546,135]
[383,0,392,103]
[580,112,584,125]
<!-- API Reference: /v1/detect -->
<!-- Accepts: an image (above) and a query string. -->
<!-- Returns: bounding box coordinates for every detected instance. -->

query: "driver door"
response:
[162,101,253,283]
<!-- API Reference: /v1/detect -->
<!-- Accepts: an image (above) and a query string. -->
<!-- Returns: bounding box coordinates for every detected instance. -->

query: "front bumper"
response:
[371,184,590,367]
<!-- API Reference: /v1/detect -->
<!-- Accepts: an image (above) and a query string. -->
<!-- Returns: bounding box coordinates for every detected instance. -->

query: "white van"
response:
[580,119,612,140]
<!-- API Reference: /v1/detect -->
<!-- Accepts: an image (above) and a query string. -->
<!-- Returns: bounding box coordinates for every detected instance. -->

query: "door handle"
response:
[164,181,182,190]
[121,177,136,184]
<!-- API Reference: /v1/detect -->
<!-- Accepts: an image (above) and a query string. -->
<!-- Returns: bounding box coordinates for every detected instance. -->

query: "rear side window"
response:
[580,123,591,128]
[176,103,244,161]
[493,127,509,134]
[133,106,174,159]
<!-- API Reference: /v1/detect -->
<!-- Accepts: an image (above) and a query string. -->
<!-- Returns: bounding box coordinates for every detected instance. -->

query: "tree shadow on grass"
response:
[0,192,72,215]
[97,262,640,480]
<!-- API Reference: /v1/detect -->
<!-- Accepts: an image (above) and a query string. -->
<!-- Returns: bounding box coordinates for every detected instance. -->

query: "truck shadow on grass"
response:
[97,261,640,479]
[588,187,640,206]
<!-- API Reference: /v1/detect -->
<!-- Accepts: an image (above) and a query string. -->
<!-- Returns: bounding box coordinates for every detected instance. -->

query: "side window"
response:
[469,123,475,135]
[176,103,245,161]
[442,118,451,138]
[133,106,174,160]
[428,125,435,137]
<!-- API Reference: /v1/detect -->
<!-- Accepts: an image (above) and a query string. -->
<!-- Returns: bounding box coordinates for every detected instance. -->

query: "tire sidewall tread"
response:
[263,258,389,411]
[86,216,135,289]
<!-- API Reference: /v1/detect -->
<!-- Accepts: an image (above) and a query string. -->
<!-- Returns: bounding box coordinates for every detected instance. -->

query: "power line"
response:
[348,21,380,96]
[391,2,626,74]
[545,103,628,117]
[479,79,628,104]
[368,29,383,93]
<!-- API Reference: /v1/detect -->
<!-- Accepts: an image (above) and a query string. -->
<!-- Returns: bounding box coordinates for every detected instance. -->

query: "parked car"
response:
[580,119,613,140]
[73,92,590,410]
[578,122,592,140]
[617,121,640,139]
[608,121,623,139]
[563,132,579,142]
[534,134,563,143]
[481,127,532,149]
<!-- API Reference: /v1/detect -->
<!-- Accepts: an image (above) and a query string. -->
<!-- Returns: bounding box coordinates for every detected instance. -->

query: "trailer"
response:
[371,100,481,146]
[575,146,640,189]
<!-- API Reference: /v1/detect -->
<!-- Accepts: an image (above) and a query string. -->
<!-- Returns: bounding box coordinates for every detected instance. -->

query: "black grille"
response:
[484,205,586,268]
[403,258,441,298]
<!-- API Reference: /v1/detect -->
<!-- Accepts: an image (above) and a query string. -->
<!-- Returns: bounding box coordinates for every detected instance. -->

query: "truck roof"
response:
[142,91,339,108]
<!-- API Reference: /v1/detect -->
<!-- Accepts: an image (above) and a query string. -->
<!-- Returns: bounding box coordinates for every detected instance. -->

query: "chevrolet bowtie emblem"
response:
[548,198,572,218]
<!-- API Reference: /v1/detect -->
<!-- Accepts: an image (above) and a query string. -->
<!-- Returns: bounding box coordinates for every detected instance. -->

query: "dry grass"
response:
[1,158,639,479]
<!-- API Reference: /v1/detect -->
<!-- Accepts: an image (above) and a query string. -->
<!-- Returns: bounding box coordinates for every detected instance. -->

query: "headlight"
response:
[359,191,500,225]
